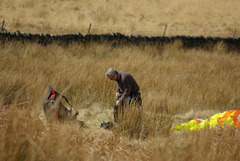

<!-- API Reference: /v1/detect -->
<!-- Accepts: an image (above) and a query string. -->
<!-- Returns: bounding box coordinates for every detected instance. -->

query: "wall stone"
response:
[0,30,239,51]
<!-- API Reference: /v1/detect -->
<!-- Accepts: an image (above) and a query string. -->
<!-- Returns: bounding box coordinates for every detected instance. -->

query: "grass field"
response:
[1,0,240,161]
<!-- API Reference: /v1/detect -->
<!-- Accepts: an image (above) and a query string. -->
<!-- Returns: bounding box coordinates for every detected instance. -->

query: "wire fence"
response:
[2,19,238,38]
[42,23,239,38]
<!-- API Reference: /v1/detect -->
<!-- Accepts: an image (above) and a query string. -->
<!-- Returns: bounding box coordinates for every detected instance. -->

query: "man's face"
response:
[108,74,117,81]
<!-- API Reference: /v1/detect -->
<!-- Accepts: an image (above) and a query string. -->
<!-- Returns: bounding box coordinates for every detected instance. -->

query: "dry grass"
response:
[1,0,240,160]
[0,40,240,160]
[0,0,240,36]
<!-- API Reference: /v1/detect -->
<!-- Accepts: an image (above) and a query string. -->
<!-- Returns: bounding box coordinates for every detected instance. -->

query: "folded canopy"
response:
[172,110,240,131]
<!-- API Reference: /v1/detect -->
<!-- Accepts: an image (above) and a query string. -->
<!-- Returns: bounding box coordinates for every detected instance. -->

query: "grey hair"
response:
[105,67,117,77]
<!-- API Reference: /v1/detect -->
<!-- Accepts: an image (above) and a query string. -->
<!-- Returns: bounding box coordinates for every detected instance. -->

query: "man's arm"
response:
[116,83,120,93]
[118,79,131,103]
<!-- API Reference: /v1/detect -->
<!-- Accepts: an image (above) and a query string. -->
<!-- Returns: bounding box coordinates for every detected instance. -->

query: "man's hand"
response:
[116,100,120,106]
[116,92,120,97]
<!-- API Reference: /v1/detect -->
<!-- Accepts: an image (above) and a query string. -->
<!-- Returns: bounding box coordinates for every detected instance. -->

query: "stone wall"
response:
[0,30,239,51]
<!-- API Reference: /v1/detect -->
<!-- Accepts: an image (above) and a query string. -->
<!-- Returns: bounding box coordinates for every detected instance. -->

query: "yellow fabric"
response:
[171,119,203,131]
[172,110,240,131]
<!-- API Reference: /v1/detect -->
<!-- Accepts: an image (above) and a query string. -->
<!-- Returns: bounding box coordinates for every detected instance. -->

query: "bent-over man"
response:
[105,67,142,122]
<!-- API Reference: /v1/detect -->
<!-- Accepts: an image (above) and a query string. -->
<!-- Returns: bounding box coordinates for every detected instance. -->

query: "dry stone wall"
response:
[0,30,240,51]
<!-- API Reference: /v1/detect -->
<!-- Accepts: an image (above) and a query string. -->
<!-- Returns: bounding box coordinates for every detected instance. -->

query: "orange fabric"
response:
[217,110,240,127]
[193,119,203,123]
[217,110,234,125]
[185,119,202,124]
[232,110,240,127]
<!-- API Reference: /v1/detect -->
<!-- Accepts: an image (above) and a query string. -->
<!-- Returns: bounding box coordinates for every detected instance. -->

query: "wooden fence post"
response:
[163,24,167,36]
[88,23,92,33]
[1,20,5,32]
[233,29,236,38]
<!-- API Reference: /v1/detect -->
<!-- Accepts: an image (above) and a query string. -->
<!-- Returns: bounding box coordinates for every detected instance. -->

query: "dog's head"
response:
[44,97,79,123]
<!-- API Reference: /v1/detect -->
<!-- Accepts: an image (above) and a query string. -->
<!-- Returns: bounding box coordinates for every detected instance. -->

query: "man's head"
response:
[105,67,118,81]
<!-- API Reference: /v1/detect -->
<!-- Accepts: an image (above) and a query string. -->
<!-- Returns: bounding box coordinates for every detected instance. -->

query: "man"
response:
[105,68,142,122]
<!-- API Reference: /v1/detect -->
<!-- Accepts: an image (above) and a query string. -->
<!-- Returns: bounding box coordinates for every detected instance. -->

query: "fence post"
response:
[163,24,167,36]
[233,29,236,38]
[88,23,92,33]
[1,20,5,32]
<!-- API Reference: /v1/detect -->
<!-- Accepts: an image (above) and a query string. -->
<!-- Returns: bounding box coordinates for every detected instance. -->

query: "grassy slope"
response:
[1,0,240,160]
[0,0,240,36]
[1,41,240,161]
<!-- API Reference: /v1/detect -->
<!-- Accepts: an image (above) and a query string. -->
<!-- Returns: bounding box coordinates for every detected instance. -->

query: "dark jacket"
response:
[115,72,140,102]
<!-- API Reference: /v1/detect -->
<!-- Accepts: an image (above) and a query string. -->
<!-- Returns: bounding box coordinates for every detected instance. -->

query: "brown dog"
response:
[43,86,87,127]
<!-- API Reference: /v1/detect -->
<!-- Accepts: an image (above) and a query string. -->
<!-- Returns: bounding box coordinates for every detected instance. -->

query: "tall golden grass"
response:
[0,40,240,160]
[1,0,240,36]
[1,0,240,160]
